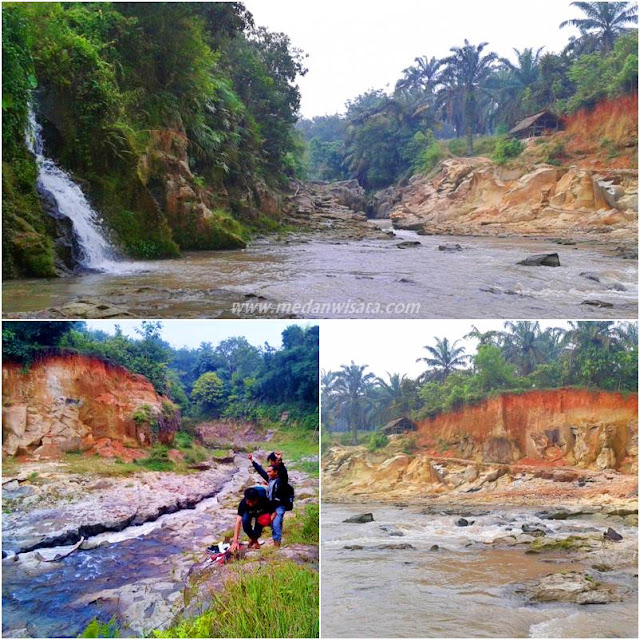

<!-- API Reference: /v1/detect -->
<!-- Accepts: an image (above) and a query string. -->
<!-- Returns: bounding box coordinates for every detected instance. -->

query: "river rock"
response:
[521,524,546,537]
[455,517,474,527]
[375,543,415,550]
[580,271,601,282]
[517,253,560,267]
[397,241,421,249]
[430,545,439,551]
[344,544,364,550]
[438,243,464,252]
[344,513,374,523]
[527,572,620,605]
[603,527,623,542]
[581,299,614,308]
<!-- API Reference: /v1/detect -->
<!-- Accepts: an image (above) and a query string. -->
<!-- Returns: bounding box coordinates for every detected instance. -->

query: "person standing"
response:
[249,453,289,547]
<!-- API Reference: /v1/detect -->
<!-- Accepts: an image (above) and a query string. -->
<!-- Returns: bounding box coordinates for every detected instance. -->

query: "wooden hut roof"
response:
[509,110,559,135]
[381,416,417,434]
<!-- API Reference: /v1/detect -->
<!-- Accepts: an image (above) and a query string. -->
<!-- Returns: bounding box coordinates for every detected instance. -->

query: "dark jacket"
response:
[252,461,289,507]
[237,491,272,517]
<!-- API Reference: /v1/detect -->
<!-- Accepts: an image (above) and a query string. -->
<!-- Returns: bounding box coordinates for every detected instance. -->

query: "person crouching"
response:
[230,486,273,552]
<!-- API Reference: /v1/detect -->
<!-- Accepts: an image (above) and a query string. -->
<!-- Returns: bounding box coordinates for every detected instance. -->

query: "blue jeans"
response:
[272,505,286,543]
[241,512,263,540]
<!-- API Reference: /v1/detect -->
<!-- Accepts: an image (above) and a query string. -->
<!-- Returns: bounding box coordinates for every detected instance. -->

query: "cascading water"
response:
[25,105,119,272]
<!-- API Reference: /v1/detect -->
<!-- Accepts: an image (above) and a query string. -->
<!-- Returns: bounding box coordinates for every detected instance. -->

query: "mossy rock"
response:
[2,158,57,278]
[526,535,594,554]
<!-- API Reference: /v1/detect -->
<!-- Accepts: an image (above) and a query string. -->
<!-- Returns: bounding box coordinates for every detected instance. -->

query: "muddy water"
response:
[3,228,637,318]
[321,503,638,638]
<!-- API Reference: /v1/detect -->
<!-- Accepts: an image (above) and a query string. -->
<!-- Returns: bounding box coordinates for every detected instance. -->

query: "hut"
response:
[381,416,417,435]
[509,110,562,139]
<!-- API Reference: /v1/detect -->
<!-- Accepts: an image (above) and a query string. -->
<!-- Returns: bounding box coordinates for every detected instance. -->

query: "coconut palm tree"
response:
[329,362,377,445]
[499,321,545,376]
[417,337,470,382]
[438,40,499,155]
[560,2,638,53]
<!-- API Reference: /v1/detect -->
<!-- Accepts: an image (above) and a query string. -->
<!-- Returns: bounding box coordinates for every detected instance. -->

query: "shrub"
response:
[492,137,524,165]
[340,431,353,446]
[367,431,389,451]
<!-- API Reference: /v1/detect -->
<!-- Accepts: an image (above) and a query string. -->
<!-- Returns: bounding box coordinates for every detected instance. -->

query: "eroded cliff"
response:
[323,388,638,503]
[2,353,179,459]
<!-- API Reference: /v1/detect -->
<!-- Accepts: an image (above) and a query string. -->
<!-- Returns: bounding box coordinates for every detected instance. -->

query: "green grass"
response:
[154,561,319,638]
[445,136,498,157]
[80,617,121,638]
[286,503,319,545]
[265,428,319,465]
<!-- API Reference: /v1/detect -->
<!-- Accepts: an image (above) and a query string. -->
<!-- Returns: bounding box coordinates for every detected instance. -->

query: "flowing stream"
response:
[25,106,120,272]
[321,503,638,638]
[3,226,637,318]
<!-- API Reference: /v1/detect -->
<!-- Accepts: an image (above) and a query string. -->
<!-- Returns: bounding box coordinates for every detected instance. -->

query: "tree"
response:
[560,2,638,53]
[191,371,226,416]
[417,337,470,382]
[439,40,499,155]
[329,362,377,445]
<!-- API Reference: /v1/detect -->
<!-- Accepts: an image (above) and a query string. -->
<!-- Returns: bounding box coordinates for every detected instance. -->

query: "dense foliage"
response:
[2,2,307,276]
[299,2,637,188]
[323,321,638,442]
[2,321,319,429]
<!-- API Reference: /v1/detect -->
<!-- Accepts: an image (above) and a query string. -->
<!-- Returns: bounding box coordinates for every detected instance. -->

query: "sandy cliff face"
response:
[2,354,179,459]
[323,389,638,502]
[416,389,638,470]
[388,157,637,245]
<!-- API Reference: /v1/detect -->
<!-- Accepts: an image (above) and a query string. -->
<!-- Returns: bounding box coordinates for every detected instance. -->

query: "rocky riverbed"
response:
[321,501,638,638]
[3,180,637,319]
[2,454,318,637]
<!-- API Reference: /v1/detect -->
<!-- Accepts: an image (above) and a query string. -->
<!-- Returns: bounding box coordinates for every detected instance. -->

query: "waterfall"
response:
[25,105,119,272]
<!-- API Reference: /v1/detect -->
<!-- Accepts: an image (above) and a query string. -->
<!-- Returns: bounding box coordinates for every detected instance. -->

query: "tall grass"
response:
[286,503,319,545]
[155,562,319,638]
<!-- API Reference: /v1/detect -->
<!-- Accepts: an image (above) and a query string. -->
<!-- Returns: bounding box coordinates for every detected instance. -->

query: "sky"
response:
[84,320,313,350]
[320,319,572,378]
[244,0,577,118]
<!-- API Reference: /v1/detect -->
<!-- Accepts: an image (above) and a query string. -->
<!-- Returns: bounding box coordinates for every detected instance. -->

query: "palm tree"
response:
[499,321,545,376]
[496,47,545,124]
[329,362,377,445]
[614,321,638,349]
[438,40,499,155]
[560,2,638,53]
[417,337,470,382]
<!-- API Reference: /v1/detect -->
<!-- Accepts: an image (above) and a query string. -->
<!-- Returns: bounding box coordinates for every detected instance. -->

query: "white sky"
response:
[320,319,572,379]
[84,320,314,350]
[244,0,578,118]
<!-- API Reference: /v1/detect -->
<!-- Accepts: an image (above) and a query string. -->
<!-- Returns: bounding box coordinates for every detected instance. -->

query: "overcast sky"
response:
[320,320,573,379]
[244,0,578,118]
[84,320,313,350]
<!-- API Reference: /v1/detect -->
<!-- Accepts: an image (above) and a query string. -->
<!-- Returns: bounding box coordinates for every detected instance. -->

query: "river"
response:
[3,226,637,319]
[321,503,638,638]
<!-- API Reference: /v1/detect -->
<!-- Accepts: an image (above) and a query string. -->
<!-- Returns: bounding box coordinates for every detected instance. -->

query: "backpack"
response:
[283,481,294,511]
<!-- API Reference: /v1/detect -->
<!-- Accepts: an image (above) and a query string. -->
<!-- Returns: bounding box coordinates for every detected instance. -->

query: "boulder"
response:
[603,527,623,542]
[455,517,474,527]
[343,513,374,524]
[528,571,620,605]
[517,253,560,267]
[396,241,421,249]
[438,243,464,252]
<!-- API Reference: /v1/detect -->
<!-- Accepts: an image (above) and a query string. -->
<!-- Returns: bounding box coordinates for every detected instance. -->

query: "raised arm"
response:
[249,453,269,481]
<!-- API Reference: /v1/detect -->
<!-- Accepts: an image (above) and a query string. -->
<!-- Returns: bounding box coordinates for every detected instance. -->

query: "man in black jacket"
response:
[249,452,289,547]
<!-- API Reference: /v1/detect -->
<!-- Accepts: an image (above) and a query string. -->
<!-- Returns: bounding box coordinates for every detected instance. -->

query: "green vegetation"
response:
[80,617,121,638]
[299,3,637,188]
[492,137,525,165]
[286,503,320,545]
[155,561,319,638]
[324,321,638,442]
[3,320,319,450]
[527,535,592,553]
[368,432,389,452]
[3,2,307,276]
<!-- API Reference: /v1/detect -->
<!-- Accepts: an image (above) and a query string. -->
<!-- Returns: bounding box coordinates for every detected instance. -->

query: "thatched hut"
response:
[381,416,417,435]
[509,111,562,139]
